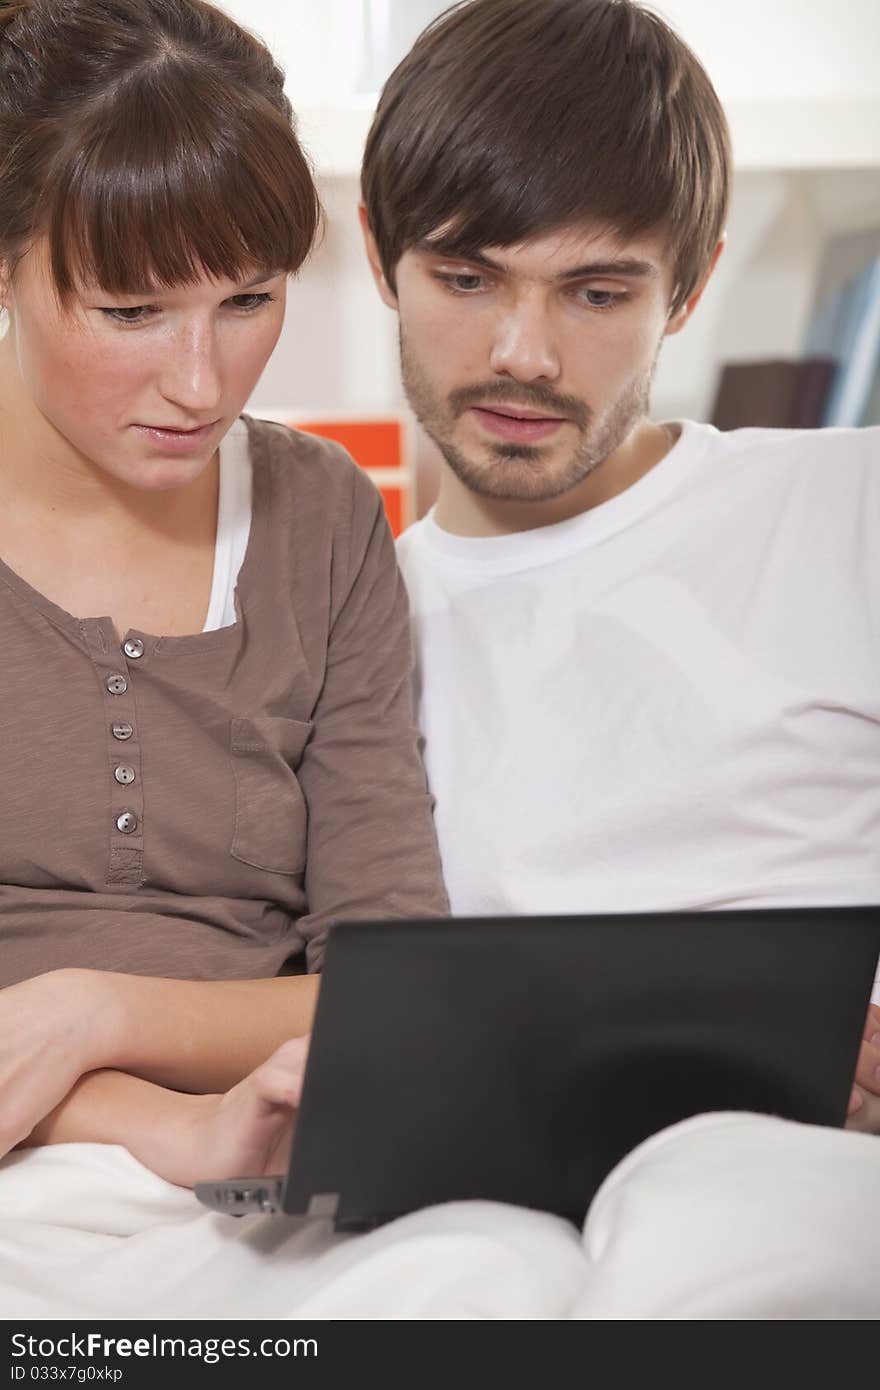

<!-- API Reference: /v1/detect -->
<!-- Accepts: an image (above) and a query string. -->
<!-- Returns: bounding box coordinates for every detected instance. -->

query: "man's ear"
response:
[665,236,725,337]
[358,204,398,310]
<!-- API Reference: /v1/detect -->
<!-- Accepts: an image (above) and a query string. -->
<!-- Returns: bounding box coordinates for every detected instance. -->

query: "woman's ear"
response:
[358,205,399,311]
[665,236,725,337]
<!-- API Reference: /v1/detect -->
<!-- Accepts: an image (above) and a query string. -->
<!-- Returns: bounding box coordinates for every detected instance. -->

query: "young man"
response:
[360,0,880,1134]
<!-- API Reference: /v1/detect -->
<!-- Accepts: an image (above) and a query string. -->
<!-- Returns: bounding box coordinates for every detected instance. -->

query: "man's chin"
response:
[443,446,596,504]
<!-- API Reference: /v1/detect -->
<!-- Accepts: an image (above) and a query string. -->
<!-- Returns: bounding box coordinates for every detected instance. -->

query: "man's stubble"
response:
[399,326,660,504]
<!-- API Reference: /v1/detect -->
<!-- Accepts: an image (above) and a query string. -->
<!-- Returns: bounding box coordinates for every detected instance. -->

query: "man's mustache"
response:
[449,381,589,427]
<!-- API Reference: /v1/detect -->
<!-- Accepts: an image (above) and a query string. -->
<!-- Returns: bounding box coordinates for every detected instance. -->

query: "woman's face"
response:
[0,238,287,491]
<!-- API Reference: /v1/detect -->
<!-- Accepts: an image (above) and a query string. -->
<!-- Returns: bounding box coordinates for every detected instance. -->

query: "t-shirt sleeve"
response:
[294,464,449,969]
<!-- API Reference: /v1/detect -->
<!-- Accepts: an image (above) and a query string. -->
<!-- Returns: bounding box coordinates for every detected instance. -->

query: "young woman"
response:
[0,0,448,1185]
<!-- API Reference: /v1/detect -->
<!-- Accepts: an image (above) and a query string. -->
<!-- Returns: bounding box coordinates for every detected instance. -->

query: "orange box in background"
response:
[251,412,413,538]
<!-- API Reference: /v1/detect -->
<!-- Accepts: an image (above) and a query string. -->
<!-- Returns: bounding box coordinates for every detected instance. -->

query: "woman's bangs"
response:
[46,87,319,299]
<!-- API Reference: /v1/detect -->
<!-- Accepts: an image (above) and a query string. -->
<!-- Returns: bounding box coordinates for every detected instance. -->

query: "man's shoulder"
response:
[395,516,430,564]
[694,421,879,470]
[680,422,879,510]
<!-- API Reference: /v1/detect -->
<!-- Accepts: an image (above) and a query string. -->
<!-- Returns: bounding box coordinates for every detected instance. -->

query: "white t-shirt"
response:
[202,416,252,633]
[396,421,880,996]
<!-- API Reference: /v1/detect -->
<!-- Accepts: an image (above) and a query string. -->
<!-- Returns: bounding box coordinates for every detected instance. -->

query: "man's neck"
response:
[432,418,677,538]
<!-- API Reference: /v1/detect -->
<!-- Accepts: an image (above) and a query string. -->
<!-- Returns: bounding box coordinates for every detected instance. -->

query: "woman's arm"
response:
[0,968,318,1156]
[94,969,320,1091]
[293,459,449,968]
[19,1037,309,1188]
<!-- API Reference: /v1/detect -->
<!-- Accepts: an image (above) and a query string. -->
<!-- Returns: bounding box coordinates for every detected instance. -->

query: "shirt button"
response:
[112,722,134,741]
[116,811,138,834]
[114,765,136,786]
[106,674,128,695]
[123,638,145,659]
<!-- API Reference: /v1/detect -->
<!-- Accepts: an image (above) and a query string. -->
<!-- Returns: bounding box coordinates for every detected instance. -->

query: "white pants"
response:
[1,1113,877,1320]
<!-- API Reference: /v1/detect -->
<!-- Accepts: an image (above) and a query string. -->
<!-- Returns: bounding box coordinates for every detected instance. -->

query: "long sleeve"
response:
[295,465,449,968]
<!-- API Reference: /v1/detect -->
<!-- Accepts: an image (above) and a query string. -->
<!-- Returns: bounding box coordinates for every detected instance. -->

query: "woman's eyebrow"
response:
[92,269,285,297]
[237,268,285,289]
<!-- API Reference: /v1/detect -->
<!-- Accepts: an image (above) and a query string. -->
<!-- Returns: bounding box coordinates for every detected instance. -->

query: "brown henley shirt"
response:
[0,415,449,986]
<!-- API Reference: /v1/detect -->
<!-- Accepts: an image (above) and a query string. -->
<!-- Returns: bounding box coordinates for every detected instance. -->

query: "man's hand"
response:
[846,1002,880,1134]
[0,969,120,1157]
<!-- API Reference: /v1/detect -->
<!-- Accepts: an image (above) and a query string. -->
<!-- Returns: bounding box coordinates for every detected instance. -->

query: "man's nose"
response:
[158,323,222,413]
[488,295,561,382]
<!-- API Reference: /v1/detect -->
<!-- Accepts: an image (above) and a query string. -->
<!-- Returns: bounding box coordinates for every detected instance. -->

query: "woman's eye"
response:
[101,305,152,324]
[228,292,274,311]
[99,292,275,324]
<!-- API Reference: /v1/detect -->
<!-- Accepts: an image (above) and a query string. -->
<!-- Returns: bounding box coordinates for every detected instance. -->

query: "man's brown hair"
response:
[0,0,320,299]
[361,0,730,313]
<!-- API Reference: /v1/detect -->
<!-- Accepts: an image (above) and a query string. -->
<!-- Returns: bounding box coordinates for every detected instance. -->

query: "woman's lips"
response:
[132,421,218,453]
[469,406,567,443]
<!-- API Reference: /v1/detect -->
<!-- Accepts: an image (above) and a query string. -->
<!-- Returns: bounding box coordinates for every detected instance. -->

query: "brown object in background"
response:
[710,357,837,430]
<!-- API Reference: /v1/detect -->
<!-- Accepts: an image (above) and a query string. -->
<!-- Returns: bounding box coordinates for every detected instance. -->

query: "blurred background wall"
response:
[219,0,880,519]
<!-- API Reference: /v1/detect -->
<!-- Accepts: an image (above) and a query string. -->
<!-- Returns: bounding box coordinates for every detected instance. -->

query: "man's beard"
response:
[400,328,657,504]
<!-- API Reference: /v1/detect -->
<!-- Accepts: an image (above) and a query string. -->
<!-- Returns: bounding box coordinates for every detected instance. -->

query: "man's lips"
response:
[469,405,568,443]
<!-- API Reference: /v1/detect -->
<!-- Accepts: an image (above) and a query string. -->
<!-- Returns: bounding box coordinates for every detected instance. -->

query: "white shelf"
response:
[727,99,880,171]
[294,97,880,180]
[296,99,376,181]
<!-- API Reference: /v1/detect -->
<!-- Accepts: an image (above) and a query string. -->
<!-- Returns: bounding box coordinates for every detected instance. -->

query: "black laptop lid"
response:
[282,906,880,1229]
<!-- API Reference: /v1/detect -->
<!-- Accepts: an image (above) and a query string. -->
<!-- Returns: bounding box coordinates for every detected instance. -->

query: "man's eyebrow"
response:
[552,258,660,282]
[416,242,659,281]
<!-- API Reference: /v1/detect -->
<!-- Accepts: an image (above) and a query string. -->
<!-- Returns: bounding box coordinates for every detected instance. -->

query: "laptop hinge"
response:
[307,1192,340,1219]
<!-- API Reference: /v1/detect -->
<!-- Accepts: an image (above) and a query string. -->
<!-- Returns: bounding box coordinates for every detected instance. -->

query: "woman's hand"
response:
[178,1035,311,1188]
[0,969,120,1156]
[32,1035,311,1189]
[17,1036,311,1190]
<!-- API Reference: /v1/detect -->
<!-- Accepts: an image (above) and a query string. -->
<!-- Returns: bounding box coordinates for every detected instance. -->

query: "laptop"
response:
[194,905,880,1230]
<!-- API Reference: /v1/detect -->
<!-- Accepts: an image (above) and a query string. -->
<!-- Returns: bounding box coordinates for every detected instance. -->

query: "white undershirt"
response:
[202,416,252,633]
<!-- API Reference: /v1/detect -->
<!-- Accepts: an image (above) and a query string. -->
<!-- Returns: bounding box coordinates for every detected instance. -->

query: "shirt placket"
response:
[85,622,151,889]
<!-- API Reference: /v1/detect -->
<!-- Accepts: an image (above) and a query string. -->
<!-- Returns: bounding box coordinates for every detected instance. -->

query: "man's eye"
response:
[436,272,487,294]
[577,288,625,310]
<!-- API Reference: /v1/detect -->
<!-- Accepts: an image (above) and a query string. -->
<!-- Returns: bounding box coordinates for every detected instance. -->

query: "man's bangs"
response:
[392,109,720,313]
[363,0,730,312]
[44,75,320,300]
[404,135,673,277]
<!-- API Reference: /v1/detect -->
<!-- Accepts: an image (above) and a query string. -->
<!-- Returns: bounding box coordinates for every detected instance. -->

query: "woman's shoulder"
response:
[240,415,388,598]
[242,414,377,506]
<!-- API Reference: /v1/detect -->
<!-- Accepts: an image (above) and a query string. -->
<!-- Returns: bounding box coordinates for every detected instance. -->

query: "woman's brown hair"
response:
[362,0,730,314]
[0,0,320,300]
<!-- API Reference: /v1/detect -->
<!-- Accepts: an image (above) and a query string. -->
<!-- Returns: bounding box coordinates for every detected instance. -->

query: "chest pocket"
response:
[230,716,313,874]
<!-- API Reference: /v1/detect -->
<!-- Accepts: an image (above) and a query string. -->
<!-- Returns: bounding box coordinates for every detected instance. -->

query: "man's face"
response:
[387,224,682,504]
